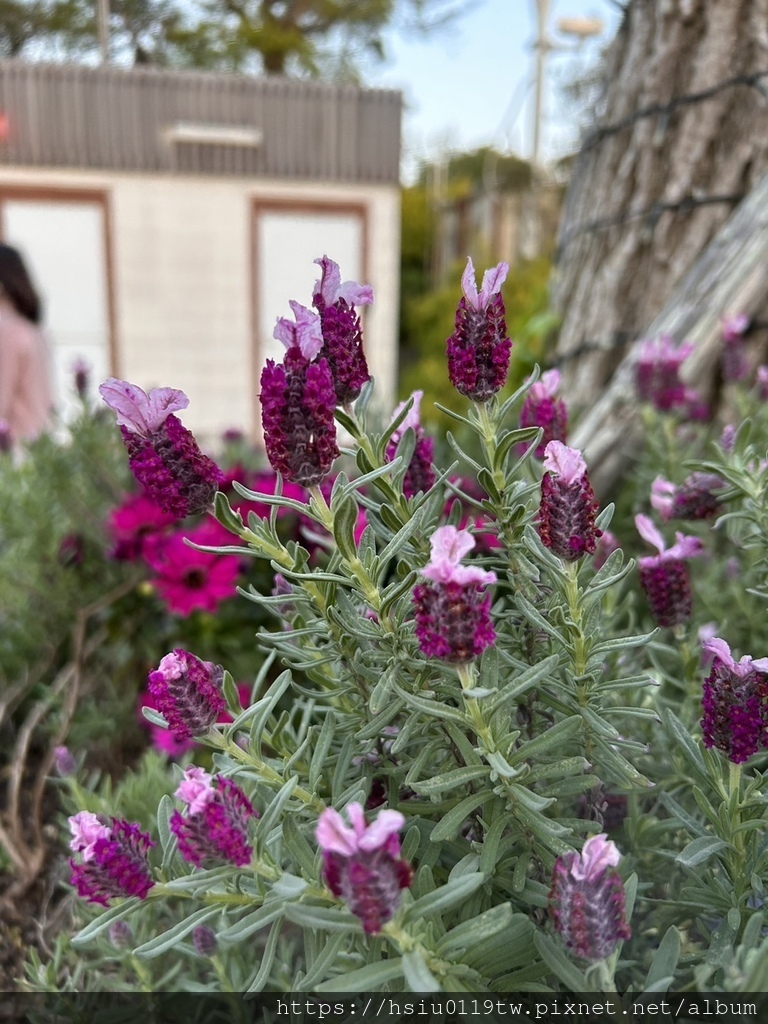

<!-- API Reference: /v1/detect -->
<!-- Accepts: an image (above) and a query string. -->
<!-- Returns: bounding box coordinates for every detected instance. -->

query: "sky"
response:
[367,0,624,181]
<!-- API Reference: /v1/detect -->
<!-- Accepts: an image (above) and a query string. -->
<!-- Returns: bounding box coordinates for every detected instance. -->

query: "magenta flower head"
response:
[386,390,435,497]
[412,526,496,663]
[260,301,339,487]
[446,258,511,403]
[99,379,223,518]
[721,314,750,383]
[72,357,90,399]
[316,802,412,935]
[69,811,154,906]
[756,366,768,401]
[701,638,768,764]
[520,369,568,458]
[142,521,240,617]
[108,492,178,561]
[635,514,703,628]
[170,766,256,868]
[312,255,373,406]
[0,419,11,453]
[538,442,601,561]
[54,746,77,777]
[549,833,631,963]
[147,649,226,743]
[634,335,695,412]
[593,529,620,571]
[651,473,725,522]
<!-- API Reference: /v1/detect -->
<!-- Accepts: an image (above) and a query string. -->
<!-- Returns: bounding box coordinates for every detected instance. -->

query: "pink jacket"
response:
[0,309,53,442]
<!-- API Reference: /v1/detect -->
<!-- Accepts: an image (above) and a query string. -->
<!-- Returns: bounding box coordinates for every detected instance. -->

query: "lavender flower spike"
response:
[634,335,694,412]
[520,369,568,458]
[316,802,413,935]
[171,766,256,867]
[412,525,496,663]
[147,649,226,742]
[447,257,511,403]
[260,303,339,487]
[538,441,601,561]
[721,314,750,382]
[99,378,223,518]
[313,255,373,405]
[651,473,725,522]
[386,390,435,497]
[701,638,768,764]
[635,514,703,628]
[69,811,154,905]
[549,833,631,963]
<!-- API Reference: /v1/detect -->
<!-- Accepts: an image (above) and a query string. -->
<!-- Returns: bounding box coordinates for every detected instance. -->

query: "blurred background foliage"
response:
[398,145,558,429]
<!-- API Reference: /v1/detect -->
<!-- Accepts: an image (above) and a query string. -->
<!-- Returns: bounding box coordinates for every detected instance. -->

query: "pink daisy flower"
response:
[143,522,240,616]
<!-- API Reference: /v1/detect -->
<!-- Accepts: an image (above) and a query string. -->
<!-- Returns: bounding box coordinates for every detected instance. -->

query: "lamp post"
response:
[521,2,603,258]
[97,0,110,63]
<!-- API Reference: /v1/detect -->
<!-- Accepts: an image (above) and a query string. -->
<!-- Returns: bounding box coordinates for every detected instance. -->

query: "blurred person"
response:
[0,243,53,443]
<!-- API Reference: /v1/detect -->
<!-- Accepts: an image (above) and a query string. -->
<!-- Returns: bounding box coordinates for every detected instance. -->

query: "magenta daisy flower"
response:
[143,522,239,616]
[108,492,179,561]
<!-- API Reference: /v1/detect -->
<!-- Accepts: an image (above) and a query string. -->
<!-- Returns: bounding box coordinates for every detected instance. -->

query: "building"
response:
[0,60,402,439]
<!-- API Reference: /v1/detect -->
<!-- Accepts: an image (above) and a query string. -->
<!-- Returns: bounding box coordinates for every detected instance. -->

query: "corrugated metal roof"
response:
[0,60,402,184]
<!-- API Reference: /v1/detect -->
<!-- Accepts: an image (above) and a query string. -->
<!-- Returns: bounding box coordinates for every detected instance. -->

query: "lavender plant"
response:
[27,265,768,995]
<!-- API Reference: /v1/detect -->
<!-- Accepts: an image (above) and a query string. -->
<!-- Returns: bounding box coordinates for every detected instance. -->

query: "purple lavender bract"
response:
[635,515,703,628]
[99,378,223,518]
[412,526,496,664]
[549,834,631,963]
[69,812,154,906]
[148,649,226,742]
[701,638,768,763]
[520,370,568,458]
[446,258,511,403]
[386,391,435,498]
[260,302,339,487]
[537,442,600,561]
[312,255,373,406]
[171,766,256,867]
[316,803,412,935]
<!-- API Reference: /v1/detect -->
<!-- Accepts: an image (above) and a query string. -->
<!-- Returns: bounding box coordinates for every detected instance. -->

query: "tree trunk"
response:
[569,171,768,495]
[553,0,768,460]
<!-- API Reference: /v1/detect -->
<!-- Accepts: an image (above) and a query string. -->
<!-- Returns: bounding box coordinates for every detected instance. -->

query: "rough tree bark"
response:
[552,0,768,490]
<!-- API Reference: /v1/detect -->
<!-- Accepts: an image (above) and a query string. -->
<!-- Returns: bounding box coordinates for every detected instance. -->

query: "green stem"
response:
[205,733,325,813]
[475,400,507,497]
[308,484,394,630]
[564,561,594,763]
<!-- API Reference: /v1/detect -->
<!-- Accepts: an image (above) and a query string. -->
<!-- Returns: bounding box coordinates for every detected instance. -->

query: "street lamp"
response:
[97,0,110,63]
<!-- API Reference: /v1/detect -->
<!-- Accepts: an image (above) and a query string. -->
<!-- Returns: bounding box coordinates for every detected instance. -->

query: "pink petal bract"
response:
[274,301,324,361]
[99,378,188,434]
[543,441,586,484]
[315,806,359,856]
[314,255,374,307]
[571,833,621,882]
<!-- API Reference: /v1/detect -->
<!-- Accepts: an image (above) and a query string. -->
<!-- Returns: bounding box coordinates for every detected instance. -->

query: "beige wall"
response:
[0,166,400,445]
